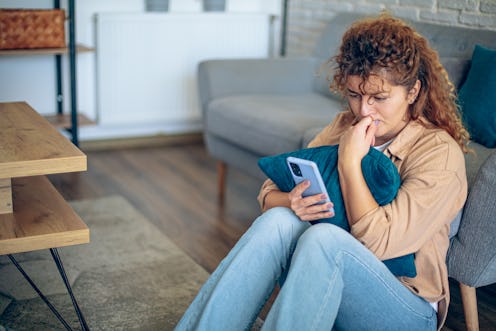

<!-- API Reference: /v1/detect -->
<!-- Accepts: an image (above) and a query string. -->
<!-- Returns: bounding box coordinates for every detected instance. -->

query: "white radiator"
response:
[95,13,271,128]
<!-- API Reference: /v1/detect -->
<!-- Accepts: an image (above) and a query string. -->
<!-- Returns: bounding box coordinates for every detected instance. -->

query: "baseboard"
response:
[79,133,204,151]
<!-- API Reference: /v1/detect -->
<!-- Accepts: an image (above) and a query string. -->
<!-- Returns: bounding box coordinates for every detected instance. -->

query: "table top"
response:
[0,102,87,179]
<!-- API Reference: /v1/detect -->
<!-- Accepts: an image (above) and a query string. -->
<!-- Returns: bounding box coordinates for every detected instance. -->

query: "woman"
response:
[176,13,469,331]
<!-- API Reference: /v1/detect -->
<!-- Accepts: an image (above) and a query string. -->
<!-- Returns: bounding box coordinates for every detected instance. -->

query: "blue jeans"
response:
[175,207,437,331]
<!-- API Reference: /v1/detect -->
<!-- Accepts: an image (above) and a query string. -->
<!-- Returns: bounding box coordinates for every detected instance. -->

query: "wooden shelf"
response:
[0,175,89,255]
[0,44,94,56]
[45,113,96,129]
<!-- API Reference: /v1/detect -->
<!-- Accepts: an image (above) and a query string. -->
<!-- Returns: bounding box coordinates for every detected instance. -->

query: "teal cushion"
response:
[258,145,416,277]
[459,45,496,148]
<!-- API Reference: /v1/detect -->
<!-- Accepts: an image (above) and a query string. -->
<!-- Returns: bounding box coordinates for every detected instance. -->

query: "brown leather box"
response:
[0,9,65,50]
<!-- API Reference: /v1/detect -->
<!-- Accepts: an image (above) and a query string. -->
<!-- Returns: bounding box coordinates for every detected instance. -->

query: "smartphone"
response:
[286,156,334,213]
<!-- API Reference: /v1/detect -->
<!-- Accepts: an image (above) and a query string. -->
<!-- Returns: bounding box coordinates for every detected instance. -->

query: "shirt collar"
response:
[386,117,429,160]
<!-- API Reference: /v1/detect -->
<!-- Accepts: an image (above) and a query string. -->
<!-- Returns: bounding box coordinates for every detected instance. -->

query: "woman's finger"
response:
[366,119,378,146]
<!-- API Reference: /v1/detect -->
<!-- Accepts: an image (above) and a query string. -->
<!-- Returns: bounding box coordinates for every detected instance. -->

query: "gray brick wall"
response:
[286,0,496,56]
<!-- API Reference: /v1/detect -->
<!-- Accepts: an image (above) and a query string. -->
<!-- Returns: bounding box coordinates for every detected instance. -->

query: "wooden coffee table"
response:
[0,101,90,330]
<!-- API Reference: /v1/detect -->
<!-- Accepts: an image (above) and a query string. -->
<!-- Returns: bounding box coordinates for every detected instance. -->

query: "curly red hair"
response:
[330,13,470,152]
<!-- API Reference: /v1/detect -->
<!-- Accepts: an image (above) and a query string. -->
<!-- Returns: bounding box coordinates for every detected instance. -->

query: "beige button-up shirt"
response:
[258,111,468,328]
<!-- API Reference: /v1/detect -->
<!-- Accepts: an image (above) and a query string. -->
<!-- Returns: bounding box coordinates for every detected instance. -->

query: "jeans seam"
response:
[310,251,341,331]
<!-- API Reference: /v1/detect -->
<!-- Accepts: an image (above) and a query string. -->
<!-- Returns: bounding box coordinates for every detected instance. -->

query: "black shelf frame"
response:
[54,0,79,146]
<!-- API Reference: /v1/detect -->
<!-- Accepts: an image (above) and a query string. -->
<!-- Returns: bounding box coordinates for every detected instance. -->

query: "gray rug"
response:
[0,195,210,330]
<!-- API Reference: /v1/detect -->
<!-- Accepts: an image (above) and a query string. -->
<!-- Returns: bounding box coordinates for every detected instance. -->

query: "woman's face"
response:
[345,74,420,146]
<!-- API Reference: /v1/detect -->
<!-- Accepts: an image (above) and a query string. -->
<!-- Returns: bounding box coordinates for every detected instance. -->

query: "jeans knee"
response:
[298,223,352,253]
[250,207,308,243]
[262,206,297,220]
[255,207,300,229]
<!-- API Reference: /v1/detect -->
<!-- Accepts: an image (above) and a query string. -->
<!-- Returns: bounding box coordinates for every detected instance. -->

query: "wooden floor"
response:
[48,142,496,331]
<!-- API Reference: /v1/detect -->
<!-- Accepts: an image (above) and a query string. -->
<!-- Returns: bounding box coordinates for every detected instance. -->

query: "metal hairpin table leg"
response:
[8,254,73,331]
[7,249,90,331]
[50,248,90,331]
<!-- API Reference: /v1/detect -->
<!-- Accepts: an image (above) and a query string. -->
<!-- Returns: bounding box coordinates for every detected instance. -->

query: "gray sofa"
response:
[198,12,496,330]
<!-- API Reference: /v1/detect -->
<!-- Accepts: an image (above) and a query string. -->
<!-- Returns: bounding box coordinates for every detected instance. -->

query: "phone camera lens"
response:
[290,163,302,176]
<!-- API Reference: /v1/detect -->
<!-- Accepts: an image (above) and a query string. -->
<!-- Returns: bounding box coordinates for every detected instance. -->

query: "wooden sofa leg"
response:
[459,282,479,331]
[217,161,227,205]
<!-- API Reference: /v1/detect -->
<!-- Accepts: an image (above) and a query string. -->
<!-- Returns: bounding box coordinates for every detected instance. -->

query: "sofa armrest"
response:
[447,151,496,288]
[198,57,320,114]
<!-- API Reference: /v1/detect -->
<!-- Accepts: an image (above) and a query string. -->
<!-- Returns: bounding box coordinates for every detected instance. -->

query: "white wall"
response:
[0,0,281,140]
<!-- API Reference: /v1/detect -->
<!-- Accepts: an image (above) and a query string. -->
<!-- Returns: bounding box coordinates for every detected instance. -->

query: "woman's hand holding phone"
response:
[288,181,335,221]
[286,156,335,222]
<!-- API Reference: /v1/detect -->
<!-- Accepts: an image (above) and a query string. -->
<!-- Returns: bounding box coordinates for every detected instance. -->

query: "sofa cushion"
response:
[448,151,496,287]
[439,57,470,89]
[258,145,416,278]
[459,45,496,148]
[258,145,401,228]
[465,141,495,187]
[206,93,342,155]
